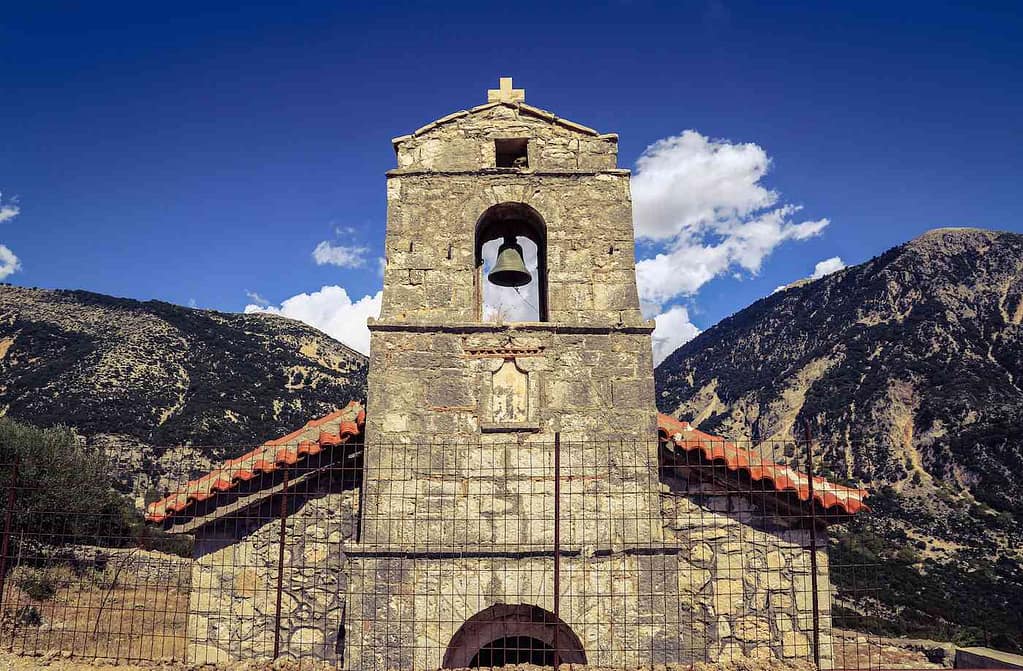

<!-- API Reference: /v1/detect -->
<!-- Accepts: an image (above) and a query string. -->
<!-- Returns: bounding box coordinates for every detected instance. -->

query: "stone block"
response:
[612,378,649,406]
[782,630,811,658]
[678,560,711,594]
[734,617,772,642]
[713,578,744,616]
[690,542,714,565]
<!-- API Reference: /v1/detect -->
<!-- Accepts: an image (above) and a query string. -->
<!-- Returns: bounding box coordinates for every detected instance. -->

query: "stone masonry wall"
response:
[345,552,686,671]
[181,469,830,669]
[348,488,832,671]
[378,171,643,327]
[393,102,619,173]
[27,544,191,585]
[187,486,359,665]
[366,329,657,443]
[359,437,664,550]
[661,492,835,669]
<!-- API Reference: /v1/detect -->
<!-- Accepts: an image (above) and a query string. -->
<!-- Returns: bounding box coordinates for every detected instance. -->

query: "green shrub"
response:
[13,567,58,601]
[0,417,137,545]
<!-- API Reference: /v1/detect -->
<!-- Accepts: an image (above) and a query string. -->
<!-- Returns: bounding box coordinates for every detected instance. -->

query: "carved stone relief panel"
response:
[491,359,529,424]
[477,353,544,432]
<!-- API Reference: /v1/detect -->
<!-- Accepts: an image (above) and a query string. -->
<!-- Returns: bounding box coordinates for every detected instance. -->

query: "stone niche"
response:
[477,351,543,432]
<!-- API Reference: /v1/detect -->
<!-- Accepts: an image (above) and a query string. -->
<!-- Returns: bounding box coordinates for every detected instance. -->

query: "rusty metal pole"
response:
[273,464,290,659]
[553,432,561,669]
[802,420,821,670]
[0,456,19,613]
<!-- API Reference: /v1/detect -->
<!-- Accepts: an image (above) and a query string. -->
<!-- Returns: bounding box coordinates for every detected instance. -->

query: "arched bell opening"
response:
[475,203,548,322]
[442,603,586,669]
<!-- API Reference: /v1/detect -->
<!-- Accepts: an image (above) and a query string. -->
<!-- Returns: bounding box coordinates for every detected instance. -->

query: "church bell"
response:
[488,236,532,287]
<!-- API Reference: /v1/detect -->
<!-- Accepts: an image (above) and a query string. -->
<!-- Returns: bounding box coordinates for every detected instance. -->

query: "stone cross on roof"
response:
[487,77,525,103]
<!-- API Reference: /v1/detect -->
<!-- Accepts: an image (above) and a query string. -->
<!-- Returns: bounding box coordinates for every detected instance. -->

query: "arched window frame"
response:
[474,202,549,322]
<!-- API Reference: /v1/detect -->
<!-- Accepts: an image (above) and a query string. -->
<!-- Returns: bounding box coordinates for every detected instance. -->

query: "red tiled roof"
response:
[657,413,870,516]
[145,401,365,523]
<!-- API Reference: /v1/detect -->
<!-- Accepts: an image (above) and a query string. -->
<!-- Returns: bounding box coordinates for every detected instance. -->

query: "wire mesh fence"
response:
[0,433,886,669]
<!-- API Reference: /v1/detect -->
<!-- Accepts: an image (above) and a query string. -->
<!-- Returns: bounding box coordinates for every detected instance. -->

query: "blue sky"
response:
[2,2,1021,358]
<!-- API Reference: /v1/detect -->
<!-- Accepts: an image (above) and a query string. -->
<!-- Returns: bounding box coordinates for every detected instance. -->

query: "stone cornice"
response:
[385,168,631,178]
[367,319,655,335]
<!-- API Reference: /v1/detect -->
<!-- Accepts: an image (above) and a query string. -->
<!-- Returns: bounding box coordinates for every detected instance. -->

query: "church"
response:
[147,79,869,670]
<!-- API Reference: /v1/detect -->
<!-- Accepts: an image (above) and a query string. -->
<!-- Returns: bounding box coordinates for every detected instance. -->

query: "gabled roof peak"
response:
[391,79,617,150]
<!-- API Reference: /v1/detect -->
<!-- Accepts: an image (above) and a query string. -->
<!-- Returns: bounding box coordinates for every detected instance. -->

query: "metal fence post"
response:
[802,421,822,670]
[273,463,290,659]
[0,455,20,614]
[553,432,561,669]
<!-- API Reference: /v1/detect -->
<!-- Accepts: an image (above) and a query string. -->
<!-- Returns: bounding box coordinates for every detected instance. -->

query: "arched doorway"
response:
[442,604,586,669]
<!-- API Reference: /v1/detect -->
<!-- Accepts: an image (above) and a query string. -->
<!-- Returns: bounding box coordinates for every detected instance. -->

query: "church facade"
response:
[147,79,869,670]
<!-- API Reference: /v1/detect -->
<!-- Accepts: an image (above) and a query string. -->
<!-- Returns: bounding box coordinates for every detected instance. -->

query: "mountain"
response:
[0,285,368,502]
[656,228,1023,650]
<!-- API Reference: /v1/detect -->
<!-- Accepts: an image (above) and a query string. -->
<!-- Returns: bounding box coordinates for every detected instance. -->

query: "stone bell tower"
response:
[364,78,657,445]
[348,80,671,671]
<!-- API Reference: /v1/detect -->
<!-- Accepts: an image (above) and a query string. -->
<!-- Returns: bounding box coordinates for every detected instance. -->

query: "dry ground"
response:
[0,656,818,671]
[1,567,188,662]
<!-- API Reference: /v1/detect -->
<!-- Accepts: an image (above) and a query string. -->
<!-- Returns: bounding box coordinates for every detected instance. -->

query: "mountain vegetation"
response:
[656,227,1023,650]
[0,285,368,503]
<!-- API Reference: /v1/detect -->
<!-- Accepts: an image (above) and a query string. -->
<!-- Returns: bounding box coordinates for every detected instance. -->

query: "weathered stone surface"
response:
[782,630,811,658]
[734,618,773,643]
[713,578,745,616]
[188,486,358,664]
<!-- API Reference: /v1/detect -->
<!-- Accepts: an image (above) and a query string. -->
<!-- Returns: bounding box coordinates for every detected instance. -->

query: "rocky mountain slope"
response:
[655,228,1023,649]
[0,285,368,502]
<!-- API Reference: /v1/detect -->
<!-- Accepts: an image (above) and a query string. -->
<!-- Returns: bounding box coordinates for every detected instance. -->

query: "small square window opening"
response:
[495,139,529,168]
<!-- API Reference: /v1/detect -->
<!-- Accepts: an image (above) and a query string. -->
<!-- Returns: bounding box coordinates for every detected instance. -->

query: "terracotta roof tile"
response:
[145,401,364,523]
[657,413,870,516]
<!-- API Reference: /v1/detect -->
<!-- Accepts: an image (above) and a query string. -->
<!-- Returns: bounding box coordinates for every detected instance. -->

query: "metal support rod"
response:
[553,432,561,670]
[0,456,19,612]
[273,464,290,659]
[802,420,822,670]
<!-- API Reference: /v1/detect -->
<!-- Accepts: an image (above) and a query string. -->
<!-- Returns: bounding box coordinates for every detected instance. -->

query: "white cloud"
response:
[652,305,701,366]
[245,290,270,307]
[631,130,829,310]
[629,131,830,364]
[773,256,847,293]
[0,193,21,279]
[246,285,382,355]
[0,195,19,225]
[312,241,368,269]
[810,256,846,280]
[0,245,21,280]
